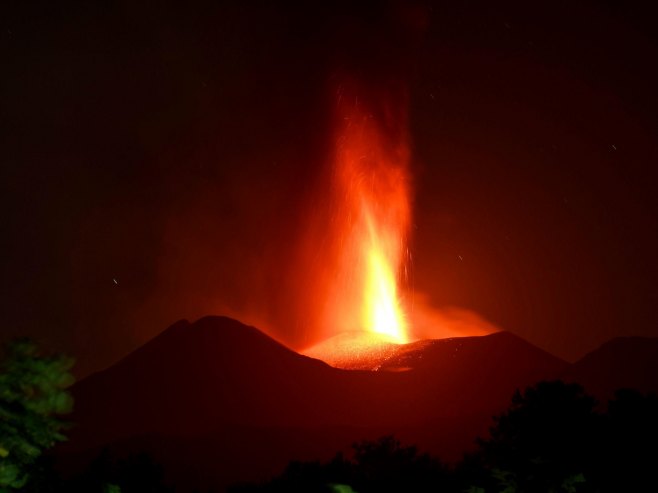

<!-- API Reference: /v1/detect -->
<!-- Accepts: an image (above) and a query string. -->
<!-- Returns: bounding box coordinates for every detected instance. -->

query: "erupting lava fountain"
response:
[302,81,414,367]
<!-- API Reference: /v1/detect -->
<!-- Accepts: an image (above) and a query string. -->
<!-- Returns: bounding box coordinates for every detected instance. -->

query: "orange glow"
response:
[293,82,501,365]
[320,85,412,344]
[364,236,407,341]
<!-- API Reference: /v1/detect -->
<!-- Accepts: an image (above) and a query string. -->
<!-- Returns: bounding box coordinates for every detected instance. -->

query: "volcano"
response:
[561,336,658,401]
[56,316,657,491]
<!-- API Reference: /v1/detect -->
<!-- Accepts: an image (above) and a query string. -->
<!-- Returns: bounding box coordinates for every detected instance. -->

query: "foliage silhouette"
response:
[21,456,65,493]
[233,380,658,493]
[349,435,450,492]
[67,449,174,493]
[10,364,647,493]
[598,388,658,492]
[229,435,450,493]
[476,380,599,492]
[0,338,74,491]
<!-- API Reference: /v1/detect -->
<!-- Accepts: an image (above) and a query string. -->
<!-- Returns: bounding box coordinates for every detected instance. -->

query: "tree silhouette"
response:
[232,381,658,493]
[476,381,598,492]
[349,435,447,493]
[230,435,448,493]
[599,388,658,492]
[67,449,174,493]
[112,453,173,493]
[0,338,74,490]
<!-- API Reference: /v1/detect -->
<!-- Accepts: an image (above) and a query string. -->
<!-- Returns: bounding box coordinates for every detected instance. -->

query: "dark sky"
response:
[2,0,658,377]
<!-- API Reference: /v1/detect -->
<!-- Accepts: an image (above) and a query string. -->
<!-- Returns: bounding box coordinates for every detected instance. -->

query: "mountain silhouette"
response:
[67,317,565,447]
[56,316,656,491]
[561,336,658,401]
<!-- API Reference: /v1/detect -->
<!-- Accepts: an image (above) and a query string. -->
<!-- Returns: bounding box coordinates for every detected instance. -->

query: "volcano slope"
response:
[560,336,658,401]
[60,316,635,491]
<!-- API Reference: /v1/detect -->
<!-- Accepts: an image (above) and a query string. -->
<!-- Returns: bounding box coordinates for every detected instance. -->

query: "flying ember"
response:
[320,84,412,344]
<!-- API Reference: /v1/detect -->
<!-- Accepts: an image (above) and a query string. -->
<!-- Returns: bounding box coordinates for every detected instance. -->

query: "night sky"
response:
[2,0,658,377]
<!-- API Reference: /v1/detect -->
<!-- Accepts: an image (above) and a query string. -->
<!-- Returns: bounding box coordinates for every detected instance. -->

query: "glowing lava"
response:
[321,85,412,344]
[364,233,407,341]
[298,82,500,368]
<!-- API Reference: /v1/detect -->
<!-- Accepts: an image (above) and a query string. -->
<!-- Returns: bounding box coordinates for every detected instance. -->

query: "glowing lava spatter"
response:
[324,87,412,344]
